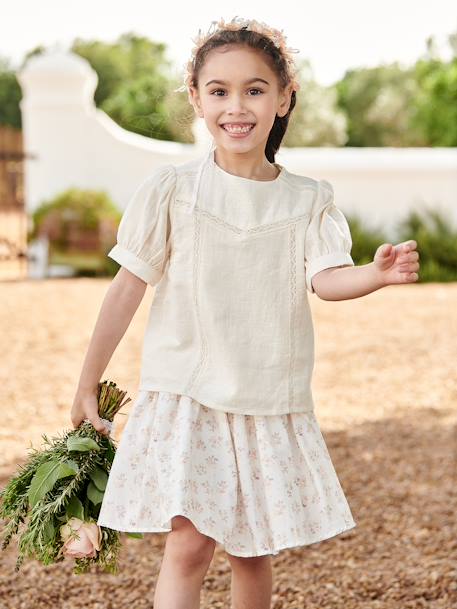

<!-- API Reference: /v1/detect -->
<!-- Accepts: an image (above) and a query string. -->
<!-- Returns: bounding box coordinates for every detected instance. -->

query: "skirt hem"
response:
[97,511,357,558]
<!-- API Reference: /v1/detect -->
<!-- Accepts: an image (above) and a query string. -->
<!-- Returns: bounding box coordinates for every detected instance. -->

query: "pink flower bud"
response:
[58,517,102,559]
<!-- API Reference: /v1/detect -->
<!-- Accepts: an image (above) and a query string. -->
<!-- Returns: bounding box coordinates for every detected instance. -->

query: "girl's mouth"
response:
[220,123,256,138]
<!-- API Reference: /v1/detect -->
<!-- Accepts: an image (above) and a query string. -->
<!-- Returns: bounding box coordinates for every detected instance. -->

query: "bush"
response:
[30,188,121,277]
[395,206,457,282]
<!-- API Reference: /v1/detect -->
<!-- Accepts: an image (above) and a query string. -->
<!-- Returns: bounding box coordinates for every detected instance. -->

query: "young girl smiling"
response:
[72,16,420,609]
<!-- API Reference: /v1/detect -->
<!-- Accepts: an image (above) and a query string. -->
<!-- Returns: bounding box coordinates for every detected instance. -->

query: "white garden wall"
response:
[17,50,457,239]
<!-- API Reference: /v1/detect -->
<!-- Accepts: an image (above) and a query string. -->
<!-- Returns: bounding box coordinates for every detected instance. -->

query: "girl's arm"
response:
[71,267,147,433]
[312,240,420,301]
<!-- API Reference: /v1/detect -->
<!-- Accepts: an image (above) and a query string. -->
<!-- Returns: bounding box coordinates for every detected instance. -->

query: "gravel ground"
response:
[0,278,456,608]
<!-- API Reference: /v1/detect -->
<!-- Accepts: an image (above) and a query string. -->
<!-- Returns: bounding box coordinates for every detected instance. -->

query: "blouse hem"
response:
[136,382,315,416]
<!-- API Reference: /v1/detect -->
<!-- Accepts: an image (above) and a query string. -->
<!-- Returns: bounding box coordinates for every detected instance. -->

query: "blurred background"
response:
[0,3,456,608]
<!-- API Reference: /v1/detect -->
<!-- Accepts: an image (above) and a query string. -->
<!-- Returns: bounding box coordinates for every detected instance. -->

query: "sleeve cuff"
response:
[107,243,163,286]
[305,252,354,293]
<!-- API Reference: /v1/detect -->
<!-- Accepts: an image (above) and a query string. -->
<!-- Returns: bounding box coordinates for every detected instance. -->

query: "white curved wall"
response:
[18,50,457,239]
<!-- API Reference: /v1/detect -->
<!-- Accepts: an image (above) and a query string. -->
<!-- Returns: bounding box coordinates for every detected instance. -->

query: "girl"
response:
[71,16,420,609]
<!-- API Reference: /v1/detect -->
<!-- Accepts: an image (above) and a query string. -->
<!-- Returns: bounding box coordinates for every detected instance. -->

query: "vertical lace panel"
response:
[184,211,208,393]
[288,224,297,410]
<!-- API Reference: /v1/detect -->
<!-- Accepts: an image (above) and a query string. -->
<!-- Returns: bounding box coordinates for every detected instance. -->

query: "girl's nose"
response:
[227,94,247,114]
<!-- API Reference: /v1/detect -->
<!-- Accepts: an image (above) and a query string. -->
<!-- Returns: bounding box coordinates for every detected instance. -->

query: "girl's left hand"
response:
[373,240,420,286]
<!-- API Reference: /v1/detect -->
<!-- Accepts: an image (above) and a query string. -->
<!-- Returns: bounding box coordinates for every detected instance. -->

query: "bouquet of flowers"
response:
[0,380,139,575]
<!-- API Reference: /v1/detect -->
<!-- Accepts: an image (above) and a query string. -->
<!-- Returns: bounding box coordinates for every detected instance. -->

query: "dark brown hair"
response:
[189,28,297,163]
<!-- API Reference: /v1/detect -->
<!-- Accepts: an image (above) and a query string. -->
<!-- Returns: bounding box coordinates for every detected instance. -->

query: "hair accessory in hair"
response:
[174,16,301,94]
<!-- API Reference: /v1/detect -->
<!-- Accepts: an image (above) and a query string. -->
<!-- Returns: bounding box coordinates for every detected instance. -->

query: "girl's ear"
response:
[188,85,204,118]
[277,83,294,118]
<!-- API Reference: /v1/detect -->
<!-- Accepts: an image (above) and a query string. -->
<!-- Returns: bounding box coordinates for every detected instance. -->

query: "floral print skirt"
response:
[97,390,357,557]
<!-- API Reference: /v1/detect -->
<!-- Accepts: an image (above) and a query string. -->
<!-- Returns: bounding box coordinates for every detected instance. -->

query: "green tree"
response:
[410,35,457,146]
[71,33,179,138]
[284,58,348,147]
[336,63,421,147]
[0,45,58,128]
[0,56,22,128]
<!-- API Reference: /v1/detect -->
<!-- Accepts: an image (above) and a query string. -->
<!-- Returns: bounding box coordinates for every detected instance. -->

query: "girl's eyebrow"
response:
[204,77,270,87]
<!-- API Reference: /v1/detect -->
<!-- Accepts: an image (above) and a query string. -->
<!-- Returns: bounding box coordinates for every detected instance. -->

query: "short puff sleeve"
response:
[304,179,354,293]
[108,164,176,286]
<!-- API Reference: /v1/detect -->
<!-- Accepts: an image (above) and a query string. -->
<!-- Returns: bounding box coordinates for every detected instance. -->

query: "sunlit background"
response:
[0,4,456,608]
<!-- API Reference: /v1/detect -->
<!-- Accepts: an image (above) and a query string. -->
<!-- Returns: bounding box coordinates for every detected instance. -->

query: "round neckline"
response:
[211,149,285,184]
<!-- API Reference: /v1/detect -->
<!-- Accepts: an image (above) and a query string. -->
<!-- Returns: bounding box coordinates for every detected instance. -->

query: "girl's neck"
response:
[214,147,279,181]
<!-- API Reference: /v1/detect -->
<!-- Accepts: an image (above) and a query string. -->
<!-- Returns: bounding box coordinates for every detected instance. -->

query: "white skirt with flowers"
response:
[97,390,357,557]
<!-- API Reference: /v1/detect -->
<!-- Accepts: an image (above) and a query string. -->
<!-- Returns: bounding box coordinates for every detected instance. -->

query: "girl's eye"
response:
[210,88,263,96]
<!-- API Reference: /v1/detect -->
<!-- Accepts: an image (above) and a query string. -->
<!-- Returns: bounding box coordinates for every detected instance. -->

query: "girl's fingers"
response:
[398,262,420,272]
[71,416,83,429]
[398,252,419,264]
[397,271,418,282]
[403,239,417,253]
[91,418,109,434]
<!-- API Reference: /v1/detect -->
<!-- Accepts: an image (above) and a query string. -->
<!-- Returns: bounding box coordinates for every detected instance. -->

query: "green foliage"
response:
[100,72,174,139]
[336,63,422,147]
[0,425,115,572]
[71,33,186,138]
[65,496,85,521]
[49,251,114,277]
[0,380,131,574]
[30,188,121,277]
[87,481,104,506]
[89,466,108,492]
[395,206,457,281]
[335,31,457,147]
[284,58,348,147]
[410,57,457,146]
[72,33,170,105]
[28,459,79,508]
[66,436,101,452]
[0,56,22,128]
[31,188,120,238]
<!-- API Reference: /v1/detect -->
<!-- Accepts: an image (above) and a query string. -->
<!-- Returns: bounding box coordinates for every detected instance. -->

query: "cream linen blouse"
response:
[107,143,354,415]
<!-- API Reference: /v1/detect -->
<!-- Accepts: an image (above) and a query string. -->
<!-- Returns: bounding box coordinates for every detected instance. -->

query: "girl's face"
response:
[189,45,293,157]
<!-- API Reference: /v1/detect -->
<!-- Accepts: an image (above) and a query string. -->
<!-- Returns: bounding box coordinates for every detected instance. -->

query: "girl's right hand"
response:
[71,388,111,437]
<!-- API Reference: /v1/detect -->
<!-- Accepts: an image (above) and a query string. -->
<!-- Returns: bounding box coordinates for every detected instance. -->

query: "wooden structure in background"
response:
[0,125,28,280]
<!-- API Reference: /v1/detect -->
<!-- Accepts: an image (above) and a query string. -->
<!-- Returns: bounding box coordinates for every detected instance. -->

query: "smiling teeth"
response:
[223,124,254,133]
